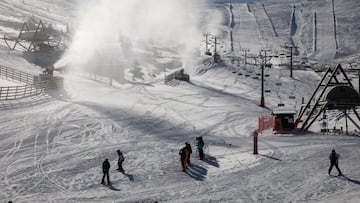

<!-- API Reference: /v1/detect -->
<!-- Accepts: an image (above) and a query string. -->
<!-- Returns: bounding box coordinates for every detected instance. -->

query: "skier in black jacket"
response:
[102,159,111,185]
[117,150,125,172]
[185,142,192,166]
[328,149,343,176]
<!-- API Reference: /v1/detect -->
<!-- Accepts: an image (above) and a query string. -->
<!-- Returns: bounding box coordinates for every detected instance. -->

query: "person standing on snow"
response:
[101,159,111,185]
[196,136,205,160]
[179,144,190,171]
[328,149,343,176]
[185,142,192,166]
[117,150,125,172]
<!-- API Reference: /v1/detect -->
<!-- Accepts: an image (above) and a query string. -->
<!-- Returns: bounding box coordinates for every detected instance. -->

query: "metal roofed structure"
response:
[296,64,360,133]
[3,20,62,52]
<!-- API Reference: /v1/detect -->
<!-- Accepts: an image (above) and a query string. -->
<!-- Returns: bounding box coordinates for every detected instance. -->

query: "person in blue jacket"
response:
[196,136,205,160]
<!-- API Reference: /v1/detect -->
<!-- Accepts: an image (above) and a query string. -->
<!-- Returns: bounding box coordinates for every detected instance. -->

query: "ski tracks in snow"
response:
[0,100,130,201]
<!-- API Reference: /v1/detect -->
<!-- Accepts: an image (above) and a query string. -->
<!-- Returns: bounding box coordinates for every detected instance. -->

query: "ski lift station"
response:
[297,64,360,133]
[272,109,297,133]
[325,85,360,110]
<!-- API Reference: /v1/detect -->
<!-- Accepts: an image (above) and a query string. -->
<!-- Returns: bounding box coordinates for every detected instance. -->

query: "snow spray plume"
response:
[55,0,204,80]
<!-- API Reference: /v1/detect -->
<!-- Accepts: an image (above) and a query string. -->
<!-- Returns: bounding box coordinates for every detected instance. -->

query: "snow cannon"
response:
[43,65,56,75]
[35,65,64,89]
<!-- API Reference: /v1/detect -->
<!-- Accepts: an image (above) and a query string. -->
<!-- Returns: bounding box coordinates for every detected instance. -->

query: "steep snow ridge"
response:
[263,2,292,38]
[0,0,75,28]
[249,3,279,44]
[332,0,360,60]
[290,6,297,37]
[313,0,337,61]
[232,3,263,52]
[233,0,360,62]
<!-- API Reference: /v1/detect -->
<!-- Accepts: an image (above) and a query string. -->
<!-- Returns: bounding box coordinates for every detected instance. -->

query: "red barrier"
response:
[258,115,274,132]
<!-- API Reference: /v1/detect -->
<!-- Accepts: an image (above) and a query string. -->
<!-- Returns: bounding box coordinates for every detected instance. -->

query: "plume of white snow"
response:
[56,0,204,77]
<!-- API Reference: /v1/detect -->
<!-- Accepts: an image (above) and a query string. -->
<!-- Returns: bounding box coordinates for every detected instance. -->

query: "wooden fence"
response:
[165,69,190,84]
[165,72,176,84]
[0,64,61,101]
[0,65,34,84]
[77,72,112,84]
[0,79,58,100]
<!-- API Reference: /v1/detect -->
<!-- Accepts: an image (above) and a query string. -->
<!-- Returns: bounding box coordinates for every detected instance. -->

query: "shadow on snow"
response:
[341,175,360,185]
[185,164,207,181]
[203,154,220,168]
[121,171,134,182]
[260,154,282,161]
[103,183,120,191]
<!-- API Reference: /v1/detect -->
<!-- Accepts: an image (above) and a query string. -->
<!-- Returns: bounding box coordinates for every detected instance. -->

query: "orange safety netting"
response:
[258,115,274,132]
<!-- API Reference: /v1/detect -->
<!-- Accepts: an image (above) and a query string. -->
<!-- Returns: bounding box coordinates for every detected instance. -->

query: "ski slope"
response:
[232,3,263,53]
[2,65,360,202]
[1,0,360,202]
[312,0,337,61]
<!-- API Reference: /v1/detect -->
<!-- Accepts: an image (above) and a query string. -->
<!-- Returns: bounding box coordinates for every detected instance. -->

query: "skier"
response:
[328,149,343,176]
[185,142,192,166]
[117,150,125,172]
[179,144,190,171]
[101,159,111,185]
[196,136,205,160]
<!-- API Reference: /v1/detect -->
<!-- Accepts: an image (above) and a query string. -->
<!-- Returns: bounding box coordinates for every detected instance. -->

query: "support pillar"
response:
[260,65,265,107]
[344,109,348,135]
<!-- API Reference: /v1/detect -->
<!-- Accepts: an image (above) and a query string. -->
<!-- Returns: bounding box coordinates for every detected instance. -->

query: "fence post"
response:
[24,85,27,98]
[14,86,18,99]
[253,130,258,154]
[6,86,9,100]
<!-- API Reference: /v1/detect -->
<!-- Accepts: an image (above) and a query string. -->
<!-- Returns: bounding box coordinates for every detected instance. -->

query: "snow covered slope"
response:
[1,0,360,202]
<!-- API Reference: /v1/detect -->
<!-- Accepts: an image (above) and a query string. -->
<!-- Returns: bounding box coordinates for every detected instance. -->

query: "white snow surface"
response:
[1,0,360,202]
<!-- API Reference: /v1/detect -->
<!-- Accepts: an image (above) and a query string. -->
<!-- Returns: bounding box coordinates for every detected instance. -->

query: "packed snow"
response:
[0,0,360,202]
